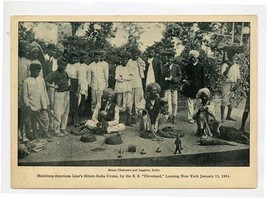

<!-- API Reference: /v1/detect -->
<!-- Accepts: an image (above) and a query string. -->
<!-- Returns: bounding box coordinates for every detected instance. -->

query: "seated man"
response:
[139,83,168,134]
[193,88,220,138]
[85,88,125,134]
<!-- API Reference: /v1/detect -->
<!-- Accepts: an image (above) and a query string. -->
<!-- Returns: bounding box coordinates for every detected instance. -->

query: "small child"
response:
[174,133,183,154]
[23,63,51,141]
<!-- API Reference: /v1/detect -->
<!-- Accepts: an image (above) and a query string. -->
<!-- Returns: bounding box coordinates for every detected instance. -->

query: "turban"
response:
[29,41,43,53]
[196,88,211,99]
[146,82,161,93]
[104,88,115,96]
[189,50,200,58]
[19,40,30,49]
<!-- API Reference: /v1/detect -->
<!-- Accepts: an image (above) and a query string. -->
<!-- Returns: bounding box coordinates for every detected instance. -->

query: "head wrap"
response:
[104,88,115,96]
[146,82,161,93]
[29,41,43,53]
[189,50,200,58]
[19,40,30,50]
[196,88,211,99]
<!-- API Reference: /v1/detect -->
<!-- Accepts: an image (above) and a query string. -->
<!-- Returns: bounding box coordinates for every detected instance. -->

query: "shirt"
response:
[88,62,108,91]
[127,59,144,88]
[77,63,89,93]
[221,63,241,83]
[146,58,155,86]
[23,76,49,111]
[45,70,70,92]
[101,61,109,86]
[66,63,79,79]
[114,65,133,93]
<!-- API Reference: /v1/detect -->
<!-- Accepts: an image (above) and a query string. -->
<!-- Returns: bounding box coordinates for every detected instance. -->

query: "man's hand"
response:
[165,77,171,81]
[183,80,190,86]
[54,84,59,90]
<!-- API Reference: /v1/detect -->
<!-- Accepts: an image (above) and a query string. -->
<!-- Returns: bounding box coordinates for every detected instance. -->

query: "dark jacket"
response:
[142,57,162,88]
[161,63,182,91]
[99,100,116,122]
[182,61,205,99]
[145,96,161,125]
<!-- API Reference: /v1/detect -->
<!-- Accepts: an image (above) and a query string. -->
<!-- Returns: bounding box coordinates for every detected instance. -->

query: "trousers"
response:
[187,98,197,121]
[131,87,144,115]
[91,89,104,111]
[164,89,178,117]
[116,92,133,112]
[54,91,70,133]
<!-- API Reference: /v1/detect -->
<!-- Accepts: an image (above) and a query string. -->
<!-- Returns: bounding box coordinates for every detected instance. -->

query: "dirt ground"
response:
[18,98,250,166]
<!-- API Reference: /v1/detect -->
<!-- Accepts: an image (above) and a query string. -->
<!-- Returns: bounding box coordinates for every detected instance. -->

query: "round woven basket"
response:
[80,134,97,142]
[105,134,123,145]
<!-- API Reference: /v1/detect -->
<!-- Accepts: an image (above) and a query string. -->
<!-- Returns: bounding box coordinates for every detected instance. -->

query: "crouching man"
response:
[85,88,125,134]
[193,88,220,138]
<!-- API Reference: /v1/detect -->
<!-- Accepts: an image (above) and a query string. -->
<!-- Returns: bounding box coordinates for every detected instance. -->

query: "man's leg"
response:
[187,97,195,123]
[116,93,123,110]
[107,123,126,133]
[60,91,70,134]
[85,120,98,131]
[53,92,67,137]
[171,90,178,124]
[134,88,144,116]
[36,110,51,141]
[165,90,172,121]
[240,98,250,131]
[91,89,97,112]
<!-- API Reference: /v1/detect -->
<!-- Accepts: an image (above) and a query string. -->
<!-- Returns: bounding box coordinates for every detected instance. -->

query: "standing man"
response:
[45,57,70,137]
[88,51,109,112]
[18,40,31,142]
[143,48,162,89]
[162,52,182,124]
[126,48,146,121]
[23,63,52,141]
[77,51,89,122]
[182,50,205,124]
[220,52,240,122]
[65,52,80,126]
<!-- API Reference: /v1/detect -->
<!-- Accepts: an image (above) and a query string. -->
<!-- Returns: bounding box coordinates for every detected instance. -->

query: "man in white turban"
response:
[182,50,206,124]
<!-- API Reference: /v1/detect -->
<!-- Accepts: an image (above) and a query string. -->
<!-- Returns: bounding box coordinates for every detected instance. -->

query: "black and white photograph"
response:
[16,19,252,168]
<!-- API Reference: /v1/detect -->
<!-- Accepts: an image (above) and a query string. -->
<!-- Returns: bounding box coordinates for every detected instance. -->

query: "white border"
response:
[1,0,266,197]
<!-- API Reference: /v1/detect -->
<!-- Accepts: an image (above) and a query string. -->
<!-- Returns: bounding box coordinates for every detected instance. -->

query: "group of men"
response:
[18,39,246,143]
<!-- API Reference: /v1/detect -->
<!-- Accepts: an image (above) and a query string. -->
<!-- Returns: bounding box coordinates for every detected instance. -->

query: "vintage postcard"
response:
[11,15,257,188]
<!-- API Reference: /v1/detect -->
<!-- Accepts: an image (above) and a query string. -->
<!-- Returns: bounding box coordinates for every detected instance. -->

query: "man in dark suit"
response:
[143,48,162,90]
[182,50,206,124]
[161,51,182,124]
